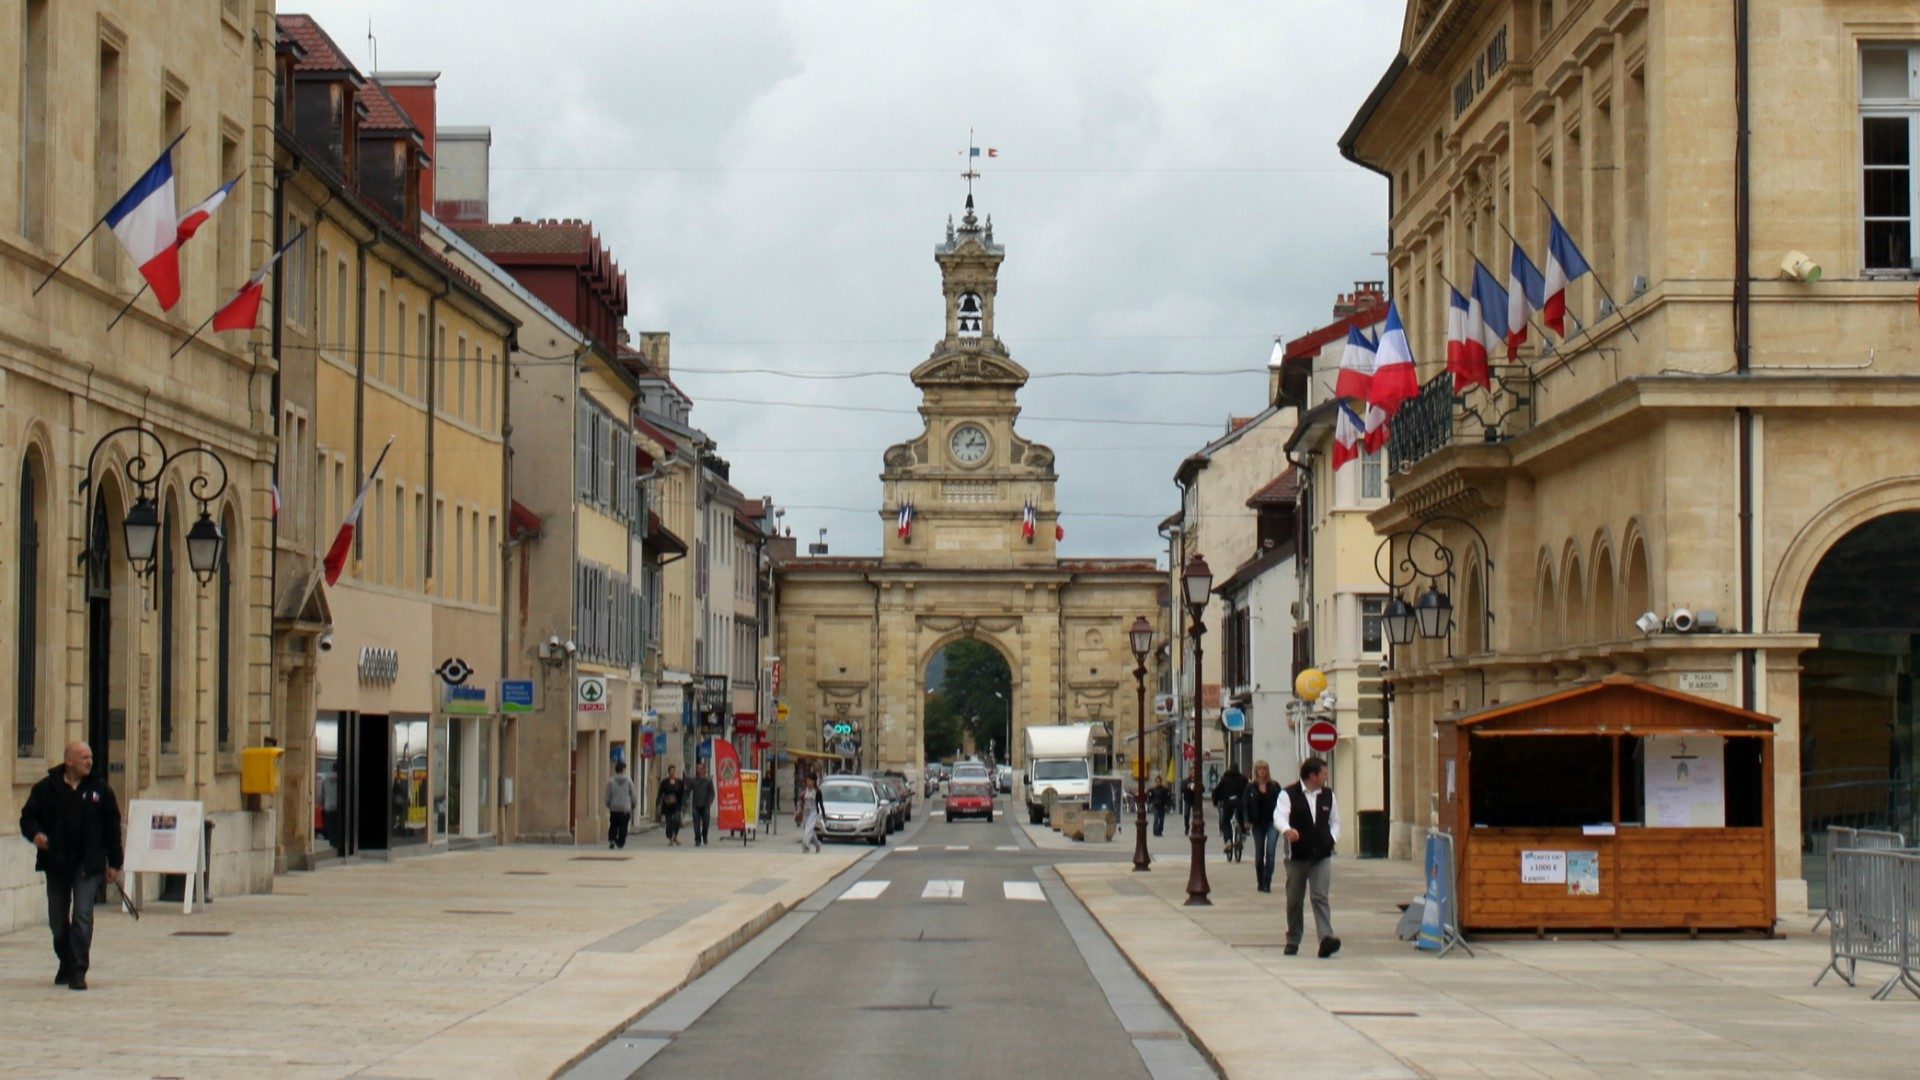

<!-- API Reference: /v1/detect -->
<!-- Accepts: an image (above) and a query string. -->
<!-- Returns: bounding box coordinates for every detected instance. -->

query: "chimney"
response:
[432,125,491,224]
[372,71,439,210]
[1332,280,1387,319]
[639,331,671,374]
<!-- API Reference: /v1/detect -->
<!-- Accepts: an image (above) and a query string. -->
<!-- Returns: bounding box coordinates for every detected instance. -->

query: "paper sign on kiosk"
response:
[124,799,205,913]
[1644,735,1725,827]
[1520,850,1567,884]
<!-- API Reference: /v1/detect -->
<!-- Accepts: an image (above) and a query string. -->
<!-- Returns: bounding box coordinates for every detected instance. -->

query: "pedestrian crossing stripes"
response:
[894,846,920,853]
[921,879,964,899]
[996,845,1018,851]
[839,881,890,900]
[1003,881,1045,901]
[945,845,970,851]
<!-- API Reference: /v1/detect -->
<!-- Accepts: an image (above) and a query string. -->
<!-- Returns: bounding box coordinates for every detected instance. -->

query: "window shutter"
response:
[576,402,593,499]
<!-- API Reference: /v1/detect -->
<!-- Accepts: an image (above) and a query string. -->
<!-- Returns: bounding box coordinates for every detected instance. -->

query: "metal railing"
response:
[1815,828,1920,1001]
[1387,366,1536,474]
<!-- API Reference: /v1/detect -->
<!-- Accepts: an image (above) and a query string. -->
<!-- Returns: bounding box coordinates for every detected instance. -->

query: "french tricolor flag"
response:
[1542,208,1592,337]
[1022,499,1037,542]
[175,176,238,245]
[1333,324,1375,402]
[1460,262,1508,393]
[1444,287,1473,391]
[323,439,393,587]
[1363,401,1390,455]
[1366,302,1419,417]
[896,502,915,540]
[1506,241,1546,360]
[103,140,183,310]
[213,229,304,333]
[1332,401,1363,471]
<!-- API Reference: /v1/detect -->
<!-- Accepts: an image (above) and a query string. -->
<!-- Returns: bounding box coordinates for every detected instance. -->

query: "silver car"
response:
[818,776,887,845]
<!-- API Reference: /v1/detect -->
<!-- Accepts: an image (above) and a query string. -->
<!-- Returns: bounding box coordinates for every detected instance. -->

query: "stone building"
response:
[1,0,281,928]
[774,201,1166,780]
[1342,0,1920,907]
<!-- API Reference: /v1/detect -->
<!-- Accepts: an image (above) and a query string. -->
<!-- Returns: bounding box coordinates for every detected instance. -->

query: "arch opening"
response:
[923,638,1013,769]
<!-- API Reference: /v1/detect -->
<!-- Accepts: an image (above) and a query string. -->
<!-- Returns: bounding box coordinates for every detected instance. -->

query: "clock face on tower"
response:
[949,424,990,465]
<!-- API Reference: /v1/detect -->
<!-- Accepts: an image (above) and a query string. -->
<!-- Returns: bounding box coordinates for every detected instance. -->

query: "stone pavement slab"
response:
[1058,855,1920,1080]
[0,840,861,1080]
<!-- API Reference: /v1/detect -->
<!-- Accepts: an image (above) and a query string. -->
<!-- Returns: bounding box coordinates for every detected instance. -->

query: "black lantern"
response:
[185,510,225,585]
[1181,553,1213,610]
[122,496,162,574]
[1129,615,1153,660]
[1415,585,1453,639]
[1382,596,1417,646]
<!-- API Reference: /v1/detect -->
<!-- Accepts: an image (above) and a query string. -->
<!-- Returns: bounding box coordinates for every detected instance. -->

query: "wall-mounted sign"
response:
[577,675,608,713]
[775,701,790,722]
[443,683,489,715]
[435,657,474,686]
[500,680,534,714]
[359,646,398,685]
[654,685,684,721]
[1221,707,1246,732]
[1677,672,1730,694]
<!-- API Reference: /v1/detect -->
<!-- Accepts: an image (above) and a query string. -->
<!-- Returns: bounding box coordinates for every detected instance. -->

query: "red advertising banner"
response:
[714,738,745,832]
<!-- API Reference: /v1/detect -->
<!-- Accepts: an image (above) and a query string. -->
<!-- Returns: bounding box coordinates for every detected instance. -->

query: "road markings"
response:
[996,845,1018,851]
[839,881,890,901]
[1004,881,1046,902]
[945,845,970,851]
[895,846,920,853]
[921,879,964,900]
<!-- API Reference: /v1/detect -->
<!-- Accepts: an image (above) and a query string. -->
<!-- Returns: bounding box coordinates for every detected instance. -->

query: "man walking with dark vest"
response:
[1277,756,1340,958]
[19,741,124,990]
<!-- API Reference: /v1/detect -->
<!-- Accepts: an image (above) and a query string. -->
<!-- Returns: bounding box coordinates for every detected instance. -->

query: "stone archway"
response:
[921,632,1015,766]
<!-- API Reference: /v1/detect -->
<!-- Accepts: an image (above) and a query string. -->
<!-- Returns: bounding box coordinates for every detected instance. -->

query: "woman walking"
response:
[658,766,687,846]
[794,773,824,853]
[1245,760,1284,893]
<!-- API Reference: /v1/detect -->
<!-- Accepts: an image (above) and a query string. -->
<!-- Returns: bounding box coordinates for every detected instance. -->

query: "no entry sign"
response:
[1305,720,1339,754]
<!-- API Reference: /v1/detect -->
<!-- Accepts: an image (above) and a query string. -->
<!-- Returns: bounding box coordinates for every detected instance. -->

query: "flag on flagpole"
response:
[1367,302,1419,416]
[1332,402,1364,471]
[969,146,999,158]
[269,480,281,521]
[1542,207,1592,336]
[1506,240,1546,360]
[1333,324,1376,401]
[1054,522,1064,541]
[212,230,304,332]
[103,141,184,310]
[1444,288,1472,390]
[175,176,238,245]
[896,502,915,540]
[323,440,394,587]
[1022,500,1037,542]
[1363,401,1390,454]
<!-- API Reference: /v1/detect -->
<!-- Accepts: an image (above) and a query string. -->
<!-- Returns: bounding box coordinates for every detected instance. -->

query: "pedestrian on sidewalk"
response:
[1211,762,1247,856]
[688,763,715,847]
[18,741,123,991]
[1244,760,1283,893]
[1148,777,1172,836]
[604,761,637,850]
[1277,756,1340,958]
[658,766,687,846]
[795,773,824,853]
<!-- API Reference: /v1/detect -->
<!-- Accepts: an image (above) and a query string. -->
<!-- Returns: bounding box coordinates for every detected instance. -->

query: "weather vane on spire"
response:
[961,128,997,202]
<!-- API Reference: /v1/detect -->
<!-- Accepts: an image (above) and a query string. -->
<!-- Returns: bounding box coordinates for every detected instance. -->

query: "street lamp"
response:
[993,690,1008,772]
[1414,585,1453,639]
[184,509,226,585]
[1129,615,1153,872]
[82,425,230,584]
[1382,596,1417,646]
[1180,553,1213,906]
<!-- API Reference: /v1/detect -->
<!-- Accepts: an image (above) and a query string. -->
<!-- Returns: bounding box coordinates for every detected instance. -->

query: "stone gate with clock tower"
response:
[773,200,1168,779]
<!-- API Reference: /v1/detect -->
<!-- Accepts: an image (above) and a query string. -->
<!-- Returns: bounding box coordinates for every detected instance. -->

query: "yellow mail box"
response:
[241,746,285,795]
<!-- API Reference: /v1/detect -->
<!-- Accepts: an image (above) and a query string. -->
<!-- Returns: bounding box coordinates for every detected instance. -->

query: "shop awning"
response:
[785,748,842,761]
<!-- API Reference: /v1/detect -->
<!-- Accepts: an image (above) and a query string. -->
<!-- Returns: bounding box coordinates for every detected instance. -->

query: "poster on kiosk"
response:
[714,738,746,833]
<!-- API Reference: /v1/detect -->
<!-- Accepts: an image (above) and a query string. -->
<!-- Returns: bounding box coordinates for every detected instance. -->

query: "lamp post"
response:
[82,425,231,584]
[993,689,1008,772]
[1180,554,1214,906]
[1129,615,1153,872]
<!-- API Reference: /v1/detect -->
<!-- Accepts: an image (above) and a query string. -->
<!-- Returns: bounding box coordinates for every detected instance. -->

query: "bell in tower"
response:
[935,194,1005,350]
[957,292,984,338]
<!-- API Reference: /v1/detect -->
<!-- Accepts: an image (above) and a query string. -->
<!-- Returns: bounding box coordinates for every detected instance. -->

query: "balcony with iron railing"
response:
[1386,365,1536,475]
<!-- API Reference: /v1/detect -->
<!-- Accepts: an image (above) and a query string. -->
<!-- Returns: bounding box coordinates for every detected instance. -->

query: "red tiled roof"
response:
[362,81,419,134]
[1282,301,1389,362]
[277,14,358,75]
[1246,466,1300,507]
[1228,416,1254,433]
[455,220,596,256]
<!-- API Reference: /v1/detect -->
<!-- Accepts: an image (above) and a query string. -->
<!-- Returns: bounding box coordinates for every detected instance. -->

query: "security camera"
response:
[548,634,561,649]
[564,639,578,656]
[1669,608,1696,634]
[1780,250,1822,282]
[318,632,334,652]
[1635,611,1662,636]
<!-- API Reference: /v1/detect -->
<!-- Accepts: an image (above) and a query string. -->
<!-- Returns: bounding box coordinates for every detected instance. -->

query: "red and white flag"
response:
[322,438,394,587]
[213,229,304,333]
[1332,402,1363,471]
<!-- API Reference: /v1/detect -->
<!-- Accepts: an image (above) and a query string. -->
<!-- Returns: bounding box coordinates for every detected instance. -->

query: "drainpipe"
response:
[1734,0,1757,711]
[424,282,450,589]
[352,234,374,558]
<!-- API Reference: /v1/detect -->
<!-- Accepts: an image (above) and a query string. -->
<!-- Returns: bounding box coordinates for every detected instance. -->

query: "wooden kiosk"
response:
[1438,676,1776,934]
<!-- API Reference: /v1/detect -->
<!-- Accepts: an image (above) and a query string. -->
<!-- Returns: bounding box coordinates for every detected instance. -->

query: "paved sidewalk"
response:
[0,838,861,1080]
[1060,852,1920,1079]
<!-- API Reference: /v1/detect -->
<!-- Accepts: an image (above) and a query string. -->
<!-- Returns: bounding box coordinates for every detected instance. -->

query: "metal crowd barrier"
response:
[1816,848,1920,1000]
[1813,827,1907,931]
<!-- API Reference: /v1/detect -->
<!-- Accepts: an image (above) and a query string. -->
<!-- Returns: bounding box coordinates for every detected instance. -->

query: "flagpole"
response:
[105,283,150,331]
[1497,220,1586,362]
[168,302,223,358]
[34,129,190,298]
[170,226,306,358]
[1531,187,1641,342]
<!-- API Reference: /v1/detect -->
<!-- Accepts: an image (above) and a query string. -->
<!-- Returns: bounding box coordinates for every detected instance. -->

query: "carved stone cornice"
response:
[918,615,1022,636]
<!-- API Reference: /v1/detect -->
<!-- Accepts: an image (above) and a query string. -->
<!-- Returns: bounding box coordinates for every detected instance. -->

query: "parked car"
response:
[995,764,1013,794]
[946,781,995,822]
[818,776,888,845]
[871,775,907,831]
[873,770,914,820]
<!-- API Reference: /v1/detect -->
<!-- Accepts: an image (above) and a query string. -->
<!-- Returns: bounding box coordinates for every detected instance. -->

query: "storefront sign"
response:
[734,712,759,735]
[1520,850,1567,885]
[443,684,489,715]
[654,685,684,724]
[741,769,761,828]
[775,701,790,721]
[500,680,534,714]
[639,725,658,759]
[359,646,398,685]
[577,675,608,713]
[1221,707,1246,732]
[652,730,669,756]
[435,657,474,686]
[715,739,745,832]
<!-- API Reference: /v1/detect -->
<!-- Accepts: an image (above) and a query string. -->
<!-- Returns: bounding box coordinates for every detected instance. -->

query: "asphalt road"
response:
[571,793,1213,1080]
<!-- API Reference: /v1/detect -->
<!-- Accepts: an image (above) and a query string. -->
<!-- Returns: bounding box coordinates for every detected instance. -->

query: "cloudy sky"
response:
[297,0,1401,559]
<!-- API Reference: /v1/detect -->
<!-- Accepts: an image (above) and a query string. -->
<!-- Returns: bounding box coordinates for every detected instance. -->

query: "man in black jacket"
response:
[1277,756,1340,958]
[688,763,716,846]
[18,742,124,990]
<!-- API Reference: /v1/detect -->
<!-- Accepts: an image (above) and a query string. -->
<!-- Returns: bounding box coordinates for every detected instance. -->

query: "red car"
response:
[946,781,994,822]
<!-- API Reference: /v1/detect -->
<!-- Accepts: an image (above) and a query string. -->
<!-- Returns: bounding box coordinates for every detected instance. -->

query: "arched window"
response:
[16,449,46,757]
[1461,557,1486,655]
[1622,537,1651,622]
[159,494,180,754]
[1560,550,1586,648]
[1589,543,1616,644]
[217,506,239,753]
[1533,558,1557,651]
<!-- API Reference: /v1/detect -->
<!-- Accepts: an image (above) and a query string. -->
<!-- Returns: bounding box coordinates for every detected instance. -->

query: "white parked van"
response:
[1022,724,1097,824]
